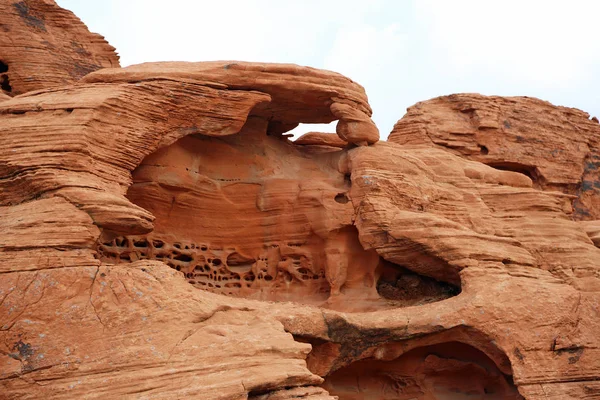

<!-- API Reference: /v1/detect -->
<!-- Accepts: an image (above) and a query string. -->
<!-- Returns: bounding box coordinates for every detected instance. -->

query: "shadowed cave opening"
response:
[0,61,11,93]
[377,260,460,305]
[487,161,543,187]
[334,193,350,204]
[96,117,460,310]
[97,233,460,310]
[321,341,523,400]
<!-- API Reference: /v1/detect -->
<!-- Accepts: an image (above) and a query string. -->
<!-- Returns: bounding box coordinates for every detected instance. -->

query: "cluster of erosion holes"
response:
[96,235,330,298]
[0,61,11,93]
[97,234,461,307]
[320,341,523,399]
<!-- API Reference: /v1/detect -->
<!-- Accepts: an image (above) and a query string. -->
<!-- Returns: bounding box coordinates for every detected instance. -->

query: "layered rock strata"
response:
[389,94,600,220]
[0,0,119,96]
[1,2,600,399]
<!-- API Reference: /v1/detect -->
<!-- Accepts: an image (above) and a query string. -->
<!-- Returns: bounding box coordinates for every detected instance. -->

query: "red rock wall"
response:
[389,94,600,220]
[1,3,599,399]
[0,0,119,96]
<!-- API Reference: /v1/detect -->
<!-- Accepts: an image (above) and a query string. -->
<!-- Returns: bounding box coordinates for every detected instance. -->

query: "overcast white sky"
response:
[57,0,600,139]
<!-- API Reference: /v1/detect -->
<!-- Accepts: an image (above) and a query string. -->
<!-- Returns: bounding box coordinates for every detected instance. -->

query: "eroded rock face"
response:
[1,4,600,399]
[99,118,366,306]
[349,142,600,292]
[322,342,523,399]
[82,61,380,145]
[389,94,600,220]
[0,0,119,96]
[96,116,453,311]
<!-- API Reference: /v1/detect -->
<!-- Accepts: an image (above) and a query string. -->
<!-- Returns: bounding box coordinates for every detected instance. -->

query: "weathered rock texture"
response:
[1,3,600,400]
[389,94,600,220]
[82,61,379,145]
[295,132,348,149]
[0,0,119,96]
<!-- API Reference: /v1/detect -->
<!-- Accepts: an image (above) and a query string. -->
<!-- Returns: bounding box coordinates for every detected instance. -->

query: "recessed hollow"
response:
[0,61,11,93]
[321,341,523,400]
[487,161,541,184]
[226,252,255,273]
[377,262,460,306]
[174,253,193,263]
[1,75,11,93]
[133,239,148,248]
[334,193,349,204]
[95,116,460,311]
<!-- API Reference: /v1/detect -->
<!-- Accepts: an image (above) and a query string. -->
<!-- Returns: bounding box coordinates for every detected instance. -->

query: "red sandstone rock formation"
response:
[389,94,600,220]
[1,2,600,400]
[295,132,348,149]
[0,0,119,96]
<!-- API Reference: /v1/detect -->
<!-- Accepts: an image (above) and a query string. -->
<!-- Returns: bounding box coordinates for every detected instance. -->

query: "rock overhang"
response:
[82,61,380,145]
[1,3,600,398]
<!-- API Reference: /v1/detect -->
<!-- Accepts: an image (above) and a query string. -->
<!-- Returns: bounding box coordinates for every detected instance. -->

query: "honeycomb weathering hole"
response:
[334,193,349,204]
[96,233,330,302]
[226,252,256,273]
[0,61,11,94]
[321,342,523,399]
[97,117,460,310]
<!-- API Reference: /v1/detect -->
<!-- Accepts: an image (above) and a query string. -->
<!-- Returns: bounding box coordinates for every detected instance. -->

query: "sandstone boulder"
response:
[294,132,348,148]
[389,94,600,220]
[0,0,119,96]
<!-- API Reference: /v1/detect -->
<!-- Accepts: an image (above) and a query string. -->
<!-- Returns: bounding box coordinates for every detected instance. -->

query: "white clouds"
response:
[416,0,600,86]
[324,23,407,83]
[289,22,409,139]
[321,22,410,137]
[81,0,388,67]
[57,0,600,138]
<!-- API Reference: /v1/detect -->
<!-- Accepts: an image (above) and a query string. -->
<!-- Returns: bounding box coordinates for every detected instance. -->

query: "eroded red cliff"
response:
[0,0,119,96]
[1,2,599,400]
[389,94,600,220]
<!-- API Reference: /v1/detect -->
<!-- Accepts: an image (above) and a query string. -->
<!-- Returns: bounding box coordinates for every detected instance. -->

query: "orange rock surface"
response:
[295,132,348,148]
[1,2,600,400]
[0,0,119,96]
[389,94,600,220]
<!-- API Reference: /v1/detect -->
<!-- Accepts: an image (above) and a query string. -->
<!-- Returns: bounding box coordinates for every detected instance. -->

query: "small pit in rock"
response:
[0,61,11,93]
[334,193,349,204]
